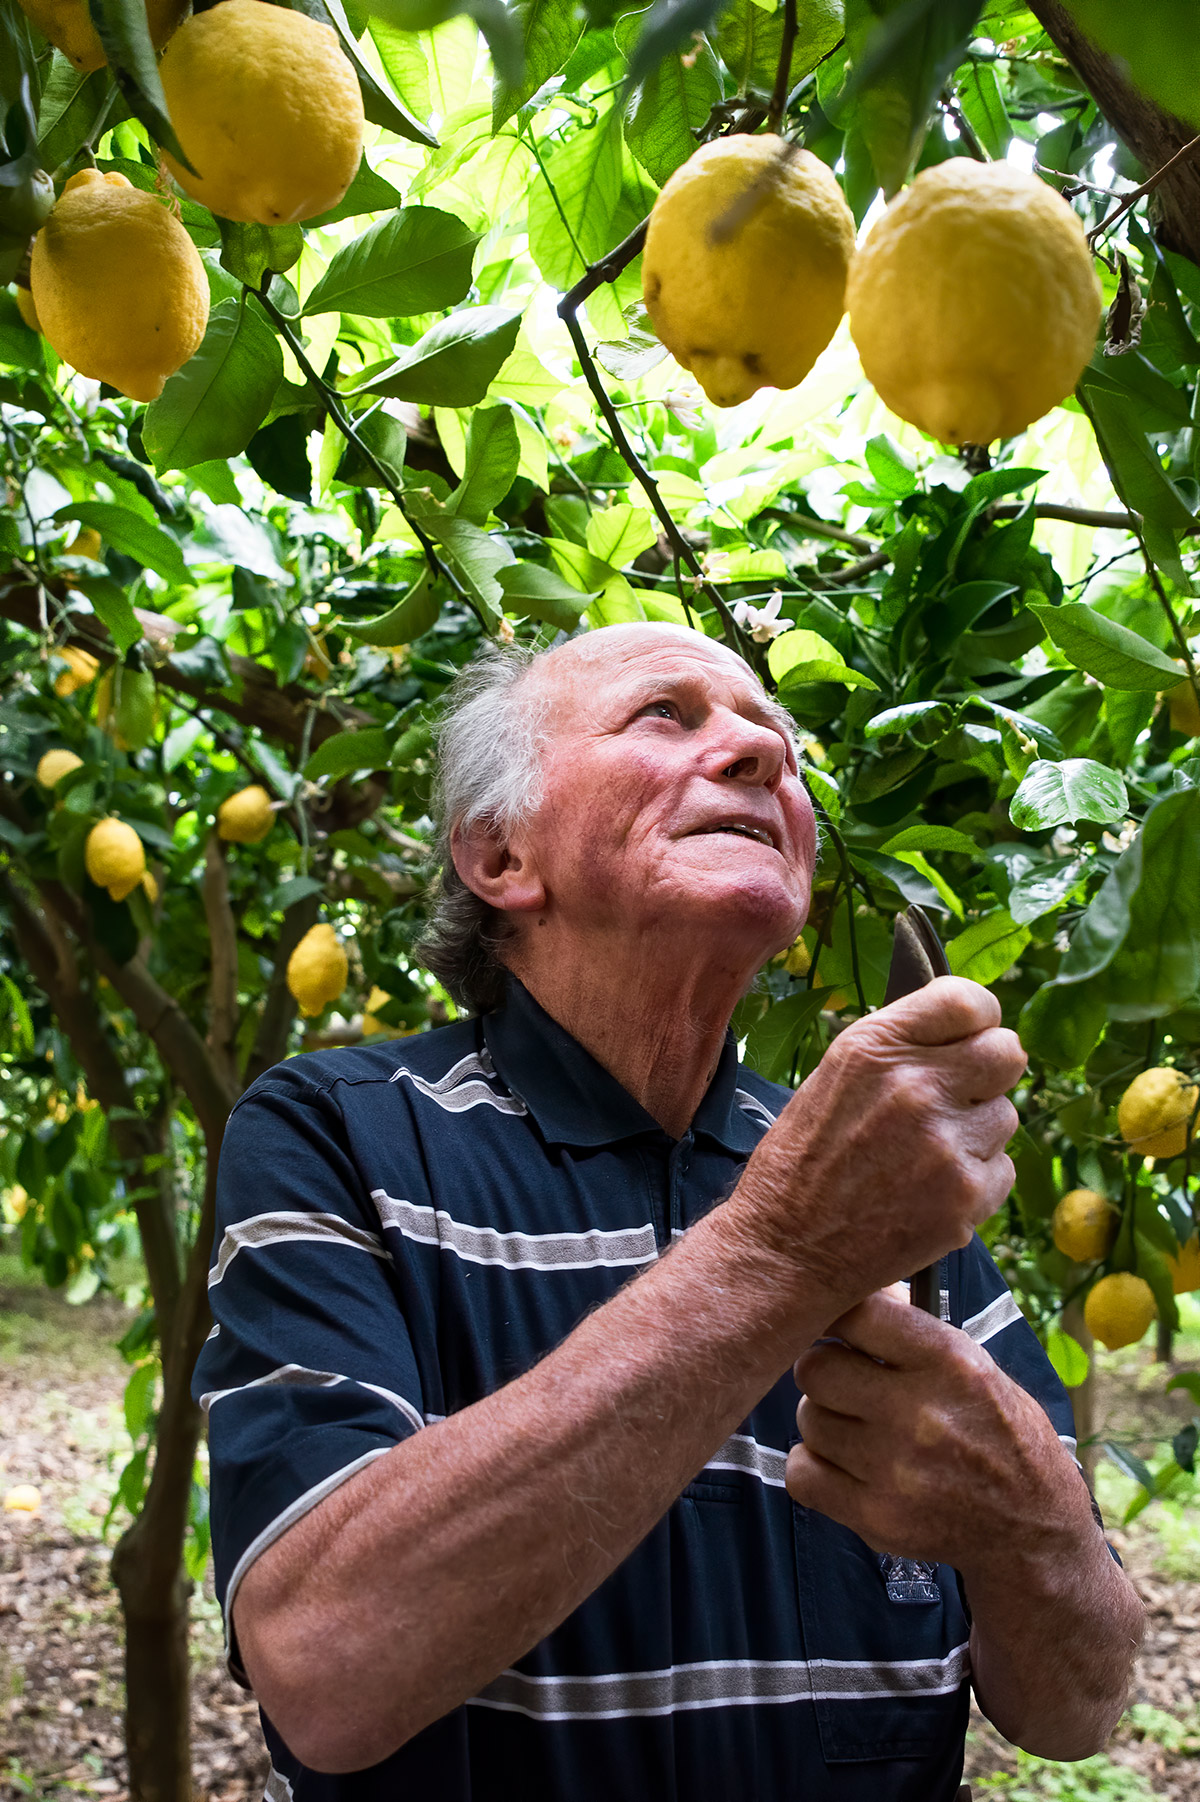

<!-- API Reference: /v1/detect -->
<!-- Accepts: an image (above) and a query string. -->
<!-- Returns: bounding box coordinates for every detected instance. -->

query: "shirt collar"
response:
[482,976,765,1155]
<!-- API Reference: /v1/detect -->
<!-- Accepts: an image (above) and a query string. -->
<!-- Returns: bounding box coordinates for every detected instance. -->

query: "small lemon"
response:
[362,985,394,1036]
[141,869,159,904]
[15,284,40,332]
[642,134,856,408]
[847,161,1102,445]
[160,0,365,225]
[15,0,187,70]
[30,169,208,403]
[66,525,102,559]
[1083,1271,1157,1351]
[783,938,812,978]
[1051,1189,1116,1263]
[85,818,146,903]
[5,1184,30,1221]
[217,784,275,845]
[53,644,99,697]
[37,748,83,789]
[287,923,348,1018]
[1167,675,1200,738]
[1118,1067,1199,1159]
[3,1484,42,1514]
[1165,1236,1200,1295]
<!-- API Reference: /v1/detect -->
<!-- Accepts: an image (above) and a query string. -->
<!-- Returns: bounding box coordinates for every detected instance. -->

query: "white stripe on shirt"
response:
[209,1211,389,1289]
[371,1190,659,1270]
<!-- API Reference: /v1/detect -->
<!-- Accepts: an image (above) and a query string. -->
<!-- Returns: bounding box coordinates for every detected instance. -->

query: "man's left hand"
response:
[786,1288,1091,1571]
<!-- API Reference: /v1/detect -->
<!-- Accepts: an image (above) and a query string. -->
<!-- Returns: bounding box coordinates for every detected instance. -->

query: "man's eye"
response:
[640,700,678,721]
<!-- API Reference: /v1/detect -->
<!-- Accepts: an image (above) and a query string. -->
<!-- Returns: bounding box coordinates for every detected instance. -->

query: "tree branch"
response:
[203,834,241,1099]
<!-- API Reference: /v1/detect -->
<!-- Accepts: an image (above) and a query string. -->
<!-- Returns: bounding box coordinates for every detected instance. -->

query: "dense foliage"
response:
[3,3,1200,1783]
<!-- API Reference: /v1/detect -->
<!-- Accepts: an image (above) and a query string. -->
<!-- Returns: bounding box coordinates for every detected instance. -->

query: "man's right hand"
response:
[723,976,1025,1322]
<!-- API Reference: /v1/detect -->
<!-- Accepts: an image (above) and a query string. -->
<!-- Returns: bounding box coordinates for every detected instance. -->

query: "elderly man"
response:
[194,623,1142,1800]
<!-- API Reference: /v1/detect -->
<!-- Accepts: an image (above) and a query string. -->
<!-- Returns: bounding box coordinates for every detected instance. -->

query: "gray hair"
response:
[417,643,549,1013]
[418,632,802,1014]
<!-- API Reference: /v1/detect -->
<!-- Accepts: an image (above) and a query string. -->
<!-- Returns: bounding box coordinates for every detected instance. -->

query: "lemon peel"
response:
[287,923,348,1018]
[1118,1067,1198,1160]
[1083,1271,1157,1351]
[37,748,83,789]
[1051,1189,1116,1264]
[85,818,147,903]
[217,784,275,845]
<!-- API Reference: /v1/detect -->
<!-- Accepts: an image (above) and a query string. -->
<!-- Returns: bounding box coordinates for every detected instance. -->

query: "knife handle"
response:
[883,906,950,1318]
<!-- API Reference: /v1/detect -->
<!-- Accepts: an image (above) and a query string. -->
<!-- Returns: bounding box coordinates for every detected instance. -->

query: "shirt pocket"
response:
[792,1500,970,1763]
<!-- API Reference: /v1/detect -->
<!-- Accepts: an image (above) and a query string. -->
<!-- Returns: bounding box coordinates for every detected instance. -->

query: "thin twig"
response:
[941,93,987,161]
[1087,133,1200,248]
[767,0,798,135]
[251,282,483,627]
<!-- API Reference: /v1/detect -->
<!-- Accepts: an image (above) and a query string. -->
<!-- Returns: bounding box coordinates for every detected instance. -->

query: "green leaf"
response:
[355,307,521,407]
[878,825,978,857]
[715,0,844,97]
[956,58,1009,158]
[586,502,658,566]
[615,9,722,186]
[305,156,405,227]
[496,561,598,629]
[1104,1440,1154,1496]
[1008,856,1088,927]
[142,298,283,474]
[840,0,985,196]
[1009,759,1129,832]
[123,1361,157,1439]
[769,628,879,692]
[863,431,917,498]
[1045,1328,1089,1389]
[447,404,520,523]
[37,61,117,170]
[1057,787,1200,1021]
[946,909,1030,985]
[303,724,393,780]
[744,987,828,1085]
[1062,0,1200,132]
[81,576,140,654]
[1080,375,1196,582]
[1018,975,1106,1070]
[85,0,195,171]
[1030,602,1184,691]
[334,407,407,489]
[527,102,624,289]
[276,0,438,146]
[408,498,512,624]
[1167,1372,1200,1405]
[53,502,190,586]
[218,219,304,287]
[492,0,584,131]
[624,0,726,89]
[340,573,442,644]
[304,207,480,317]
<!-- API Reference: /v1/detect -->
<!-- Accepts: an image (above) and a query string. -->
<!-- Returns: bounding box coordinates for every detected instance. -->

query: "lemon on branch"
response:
[30,170,208,402]
[1051,1189,1116,1263]
[53,644,99,697]
[1166,672,1200,738]
[15,0,187,70]
[159,0,364,226]
[847,161,1102,446]
[1118,1067,1199,1159]
[1083,1271,1157,1351]
[15,285,40,333]
[641,134,855,409]
[287,923,348,1018]
[85,818,146,903]
[1165,1236,1200,1295]
[37,748,83,789]
[217,784,274,845]
[65,525,102,559]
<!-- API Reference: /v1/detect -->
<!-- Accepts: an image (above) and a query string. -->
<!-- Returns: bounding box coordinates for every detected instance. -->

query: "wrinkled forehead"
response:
[526,624,788,736]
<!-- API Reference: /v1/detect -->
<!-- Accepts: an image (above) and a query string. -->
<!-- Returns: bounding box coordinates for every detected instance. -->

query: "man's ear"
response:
[451,823,546,915]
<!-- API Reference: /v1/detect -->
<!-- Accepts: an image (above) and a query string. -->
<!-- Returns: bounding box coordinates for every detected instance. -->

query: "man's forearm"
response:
[965,1520,1144,1759]
[234,1201,818,1774]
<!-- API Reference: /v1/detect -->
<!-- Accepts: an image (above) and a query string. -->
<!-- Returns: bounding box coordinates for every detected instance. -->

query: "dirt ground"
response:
[2,1267,1200,1801]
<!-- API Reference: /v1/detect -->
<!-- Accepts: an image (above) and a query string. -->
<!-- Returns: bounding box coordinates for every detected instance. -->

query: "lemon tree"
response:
[4,0,1200,1793]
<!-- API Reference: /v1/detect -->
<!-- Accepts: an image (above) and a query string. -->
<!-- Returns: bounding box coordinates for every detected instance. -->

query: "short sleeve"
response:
[192,1061,425,1688]
[953,1235,1078,1455]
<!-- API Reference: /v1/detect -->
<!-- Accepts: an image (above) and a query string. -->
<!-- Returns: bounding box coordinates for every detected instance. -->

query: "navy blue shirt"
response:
[194,977,1077,1800]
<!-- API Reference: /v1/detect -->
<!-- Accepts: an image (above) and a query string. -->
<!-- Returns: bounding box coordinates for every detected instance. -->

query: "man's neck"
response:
[504,928,759,1139]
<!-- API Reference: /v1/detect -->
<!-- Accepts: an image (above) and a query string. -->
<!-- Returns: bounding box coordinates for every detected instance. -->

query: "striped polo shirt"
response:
[194,976,1077,1801]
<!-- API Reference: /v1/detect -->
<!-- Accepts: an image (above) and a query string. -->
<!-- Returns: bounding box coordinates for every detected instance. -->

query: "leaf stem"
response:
[1087,133,1200,249]
[767,0,798,135]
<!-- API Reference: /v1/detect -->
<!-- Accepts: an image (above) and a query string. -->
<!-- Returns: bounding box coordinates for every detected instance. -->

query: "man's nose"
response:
[714,713,787,791]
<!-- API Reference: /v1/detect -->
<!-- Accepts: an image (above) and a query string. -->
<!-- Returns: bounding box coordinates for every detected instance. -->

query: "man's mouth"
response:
[693,822,777,849]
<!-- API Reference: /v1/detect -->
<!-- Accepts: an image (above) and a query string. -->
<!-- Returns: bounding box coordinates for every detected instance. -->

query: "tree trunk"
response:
[112,1541,195,1802]
[1155,1315,1175,1364]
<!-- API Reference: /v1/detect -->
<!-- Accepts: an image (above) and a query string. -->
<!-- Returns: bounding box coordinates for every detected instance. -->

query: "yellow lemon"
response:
[783,937,812,978]
[1118,1067,1199,1159]
[5,1184,30,1221]
[53,644,99,697]
[15,0,187,70]
[1167,674,1200,738]
[1083,1271,1157,1351]
[160,0,364,225]
[362,985,394,1036]
[66,525,102,559]
[1051,1188,1116,1263]
[30,169,208,403]
[3,1484,42,1514]
[217,784,275,845]
[287,923,348,1018]
[36,748,83,789]
[1165,1236,1200,1295]
[85,817,146,903]
[141,869,159,904]
[642,134,855,408]
[847,161,1102,446]
[15,284,40,332]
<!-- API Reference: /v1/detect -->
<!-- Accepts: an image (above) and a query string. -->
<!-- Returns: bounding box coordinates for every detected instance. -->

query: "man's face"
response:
[508,626,817,959]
